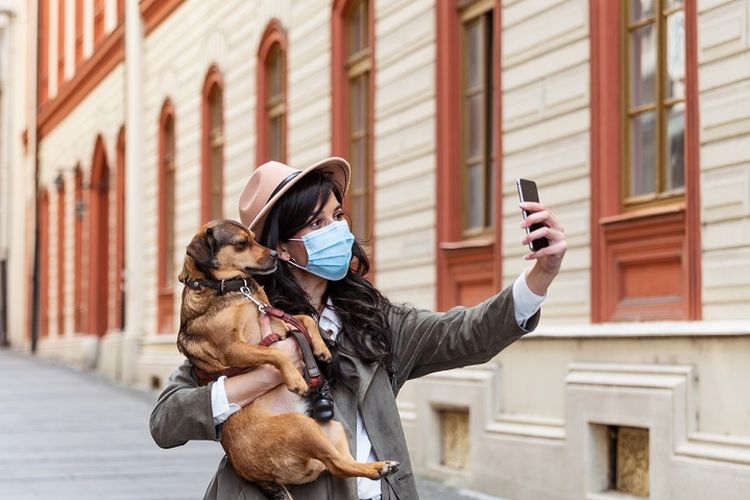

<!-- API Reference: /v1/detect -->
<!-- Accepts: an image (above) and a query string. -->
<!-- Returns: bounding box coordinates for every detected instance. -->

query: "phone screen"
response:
[516,178,549,252]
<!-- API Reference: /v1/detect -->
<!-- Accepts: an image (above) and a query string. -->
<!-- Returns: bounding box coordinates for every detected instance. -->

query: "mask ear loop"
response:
[285,257,308,272]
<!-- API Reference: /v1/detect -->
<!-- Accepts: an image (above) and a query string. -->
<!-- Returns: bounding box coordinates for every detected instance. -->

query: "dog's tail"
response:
[256,481,293,500]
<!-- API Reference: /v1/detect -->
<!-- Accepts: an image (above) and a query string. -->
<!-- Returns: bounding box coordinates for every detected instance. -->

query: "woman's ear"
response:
[276,243,291,262]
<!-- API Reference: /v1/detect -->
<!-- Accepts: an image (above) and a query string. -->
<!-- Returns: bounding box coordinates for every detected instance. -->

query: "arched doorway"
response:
[88,136,110,337]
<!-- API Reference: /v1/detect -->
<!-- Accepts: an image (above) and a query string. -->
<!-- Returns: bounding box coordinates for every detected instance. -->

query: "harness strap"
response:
[286,330,323,388]
[262,306,313,345]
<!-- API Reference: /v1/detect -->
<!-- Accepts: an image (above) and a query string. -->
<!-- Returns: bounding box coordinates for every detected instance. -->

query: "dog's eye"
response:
[233,241,248,251]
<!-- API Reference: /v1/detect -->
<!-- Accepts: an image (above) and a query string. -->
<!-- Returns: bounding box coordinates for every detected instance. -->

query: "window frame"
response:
[56,176,65,336]
[459,3,495,238]
[73,166,83,332]
[39,0,50,104]
[436,0,502,310]
[622,0,687,209]
[57,0,66,85]
[75,0,83,65]
[256,19,288,165]
[332,0,376,258]
[93,0,105,46]
[589,0,701,322]
[39,189,51,338]
[157,100,176,334]
[201,65,224,223]
[345,0,372,243]
[115,127,126,331]
[88,135,110,336]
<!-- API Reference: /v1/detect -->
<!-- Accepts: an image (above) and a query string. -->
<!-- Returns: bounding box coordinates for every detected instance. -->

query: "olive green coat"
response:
[149,285,539,499]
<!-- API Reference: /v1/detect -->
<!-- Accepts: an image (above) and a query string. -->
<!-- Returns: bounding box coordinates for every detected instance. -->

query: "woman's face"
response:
[281,192,347,267]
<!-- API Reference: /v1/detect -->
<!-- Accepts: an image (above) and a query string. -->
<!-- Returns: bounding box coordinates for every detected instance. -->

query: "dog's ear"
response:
[187,226,218,272]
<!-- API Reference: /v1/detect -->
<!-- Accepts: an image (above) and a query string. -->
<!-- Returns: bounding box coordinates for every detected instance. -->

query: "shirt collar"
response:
[318,298,342,339]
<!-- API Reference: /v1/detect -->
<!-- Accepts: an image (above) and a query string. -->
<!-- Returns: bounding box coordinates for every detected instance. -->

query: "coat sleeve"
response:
[149,359,219,448]
[388,284,540,389]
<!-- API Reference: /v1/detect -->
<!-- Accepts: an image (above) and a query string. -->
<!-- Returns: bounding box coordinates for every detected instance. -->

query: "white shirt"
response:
[210,269,545,498]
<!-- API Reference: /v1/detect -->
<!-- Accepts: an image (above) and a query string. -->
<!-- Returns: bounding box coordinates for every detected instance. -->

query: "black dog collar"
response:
[179,276,257,294]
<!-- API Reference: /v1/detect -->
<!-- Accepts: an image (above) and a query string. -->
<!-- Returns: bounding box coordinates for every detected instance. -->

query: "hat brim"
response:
[250,157,351,236]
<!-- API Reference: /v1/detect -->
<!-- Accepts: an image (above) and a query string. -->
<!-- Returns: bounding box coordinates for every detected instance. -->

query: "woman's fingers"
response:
[522,225,564,246]
[271,337,304,371]
[523,240,567,261]
[518,202,567,275]
[521,205,564,232]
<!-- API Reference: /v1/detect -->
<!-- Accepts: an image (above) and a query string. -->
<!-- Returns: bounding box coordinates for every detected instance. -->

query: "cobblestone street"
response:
[0,350,498,500]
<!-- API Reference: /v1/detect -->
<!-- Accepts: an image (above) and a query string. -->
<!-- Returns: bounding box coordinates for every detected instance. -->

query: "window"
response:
[435,0,501,310]
[158,101,176,334]
[39,190,50,338]
[333,0,375,248]
[88,136,110,336]
[115,128,126,330]
[73,167,83,332]
[589,0,699,321]
[94,0,105,45]
[256,20,288,164]
[39,0,50,104]
[625,0,685,206]
[56,176,65,336]
[460,5,495,236]
[345,0,372,242]
[201,66,224,223]
[57,0,65,84]
[75,0,83,64]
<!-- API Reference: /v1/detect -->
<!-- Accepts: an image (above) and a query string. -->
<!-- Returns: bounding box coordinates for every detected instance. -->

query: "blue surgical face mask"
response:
[287,220,355,281]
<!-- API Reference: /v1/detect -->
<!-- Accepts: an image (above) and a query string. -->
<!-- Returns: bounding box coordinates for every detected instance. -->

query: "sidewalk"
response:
[0,349,499,500]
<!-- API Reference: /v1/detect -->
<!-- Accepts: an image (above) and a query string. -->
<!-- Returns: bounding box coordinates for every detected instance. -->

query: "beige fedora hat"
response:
[238,157,350,237]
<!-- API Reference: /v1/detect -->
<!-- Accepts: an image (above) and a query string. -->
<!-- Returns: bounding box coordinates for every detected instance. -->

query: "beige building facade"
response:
[2,0,749,498]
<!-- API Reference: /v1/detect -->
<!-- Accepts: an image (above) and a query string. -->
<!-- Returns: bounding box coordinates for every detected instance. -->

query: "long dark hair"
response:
[256,170,394,374]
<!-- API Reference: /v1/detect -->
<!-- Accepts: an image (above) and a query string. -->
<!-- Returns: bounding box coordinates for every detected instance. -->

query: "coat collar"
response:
[320,302,378,403]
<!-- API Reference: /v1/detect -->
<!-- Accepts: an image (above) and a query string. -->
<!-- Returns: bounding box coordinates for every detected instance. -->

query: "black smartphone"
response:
[516,178,549,252]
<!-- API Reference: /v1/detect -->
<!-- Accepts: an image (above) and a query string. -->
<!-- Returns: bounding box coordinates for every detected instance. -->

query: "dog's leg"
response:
[256,482,293,500]
[292,315,331,362]
[292,419,400,480]
[223,342,308,396]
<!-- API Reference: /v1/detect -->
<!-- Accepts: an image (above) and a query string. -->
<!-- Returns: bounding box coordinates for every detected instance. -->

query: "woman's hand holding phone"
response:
[516,179,567,295]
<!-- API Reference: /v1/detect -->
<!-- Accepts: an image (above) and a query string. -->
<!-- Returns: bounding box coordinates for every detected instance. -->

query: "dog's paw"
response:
[285,373,309,396]
[377,461,400,478]
[314,346,332,362]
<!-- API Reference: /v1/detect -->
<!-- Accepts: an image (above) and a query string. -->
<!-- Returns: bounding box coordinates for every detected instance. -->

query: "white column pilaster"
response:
[121,0,144,384]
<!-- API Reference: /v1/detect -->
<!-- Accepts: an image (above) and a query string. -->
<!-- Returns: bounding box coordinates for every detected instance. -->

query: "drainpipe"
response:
[0,14,8,348]
[30,0,41,354]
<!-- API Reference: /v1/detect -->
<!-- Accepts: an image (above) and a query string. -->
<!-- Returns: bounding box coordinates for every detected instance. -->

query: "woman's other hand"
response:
[224,337,304,407]
[270,336,305,372]
[519,201,567,296]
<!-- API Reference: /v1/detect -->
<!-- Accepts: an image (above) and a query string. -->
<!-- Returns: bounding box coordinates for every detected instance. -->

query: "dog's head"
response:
[178,219,277,282]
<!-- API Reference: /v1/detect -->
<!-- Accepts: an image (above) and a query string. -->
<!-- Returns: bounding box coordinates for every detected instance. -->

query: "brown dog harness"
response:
[184,276,333,421]
[254,303,323,390]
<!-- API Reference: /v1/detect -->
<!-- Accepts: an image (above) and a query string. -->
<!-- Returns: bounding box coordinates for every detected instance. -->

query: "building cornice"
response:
[140,0,185,35]
[37,0,186,139]
[37,23,124,140]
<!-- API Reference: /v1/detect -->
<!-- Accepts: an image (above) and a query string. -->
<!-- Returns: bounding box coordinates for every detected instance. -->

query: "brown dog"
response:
[177,219,399,497]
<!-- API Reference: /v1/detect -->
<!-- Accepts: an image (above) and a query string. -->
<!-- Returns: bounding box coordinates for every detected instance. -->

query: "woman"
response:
[150,157,566,500]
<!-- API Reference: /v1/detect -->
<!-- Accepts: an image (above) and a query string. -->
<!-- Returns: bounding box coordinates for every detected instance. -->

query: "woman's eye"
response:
[309,219,322,229]
[334,212,344,221]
